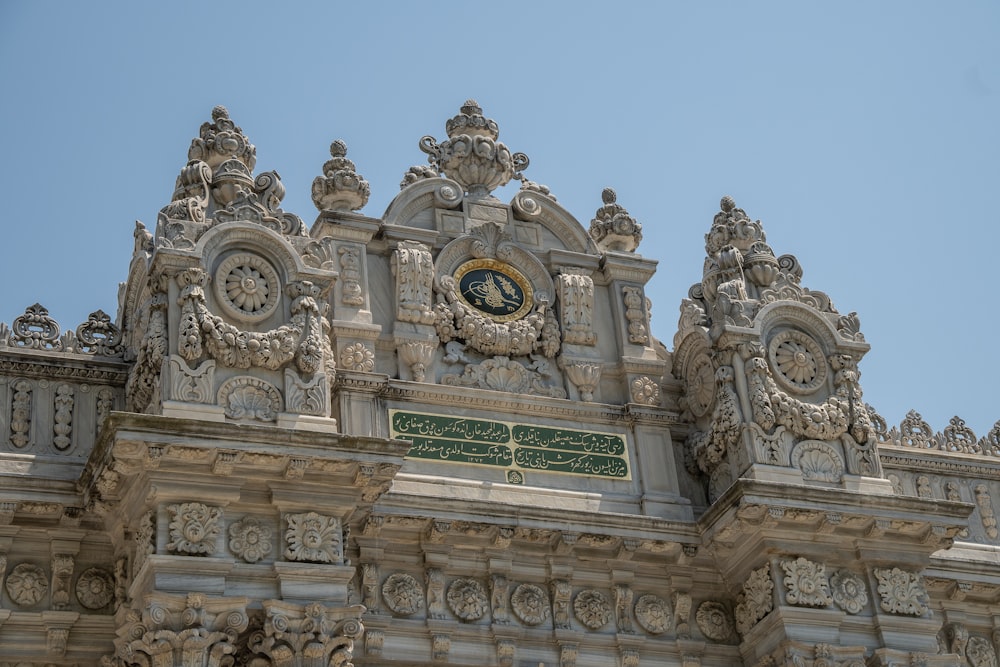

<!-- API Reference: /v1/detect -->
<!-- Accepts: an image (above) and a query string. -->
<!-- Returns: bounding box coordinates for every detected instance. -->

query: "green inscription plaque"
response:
[390,410,631,481]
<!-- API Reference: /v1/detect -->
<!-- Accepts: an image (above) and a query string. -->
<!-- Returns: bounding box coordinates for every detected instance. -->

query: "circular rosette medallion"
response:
[446,578,488,621]
[454,259,533,322]
[686,354,716,417]
[767,329,828,394]
[214,252,281,322]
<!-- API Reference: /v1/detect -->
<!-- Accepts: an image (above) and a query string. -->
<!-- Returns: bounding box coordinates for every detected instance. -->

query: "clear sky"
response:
[0,1,997,438]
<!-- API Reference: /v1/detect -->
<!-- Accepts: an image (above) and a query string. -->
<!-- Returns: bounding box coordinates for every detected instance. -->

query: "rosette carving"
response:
[573,589,612,630]
[6,563,47,607]
[419,100,529,197]
[447,578,488,621]
[382,573,424,616]
[511,583,551,626]
[76,567,115,610]
[695,601,734,642]
[228,517,273,564]
[634,594,672,634]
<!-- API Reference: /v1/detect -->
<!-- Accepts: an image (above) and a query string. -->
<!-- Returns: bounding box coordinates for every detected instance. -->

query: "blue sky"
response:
[1,1,997,437]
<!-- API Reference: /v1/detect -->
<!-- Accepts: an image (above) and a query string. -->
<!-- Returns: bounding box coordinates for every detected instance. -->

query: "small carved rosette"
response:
[830,570,868,614]
[695,601,734,642]
[446,578,488,621]
[284,512,342,564]
[634,594,672,634]
[76,567,115,610]
[382,572,424,616]
[229,516,273,564]
[511,583,551,626]
[166,503,223,555]
[573,589,612,630]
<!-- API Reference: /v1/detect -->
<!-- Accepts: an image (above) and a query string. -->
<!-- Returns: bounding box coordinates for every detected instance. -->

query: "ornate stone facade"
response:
[0,103,994,666]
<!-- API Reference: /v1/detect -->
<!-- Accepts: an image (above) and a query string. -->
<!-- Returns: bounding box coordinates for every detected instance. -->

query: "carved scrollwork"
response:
[9,303,61,350]
[873,567,927,616]
[76,309,124,356]
[780,557,832,607]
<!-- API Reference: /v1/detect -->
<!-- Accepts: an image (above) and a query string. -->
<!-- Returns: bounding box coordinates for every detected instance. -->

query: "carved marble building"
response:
[0,102,997,667]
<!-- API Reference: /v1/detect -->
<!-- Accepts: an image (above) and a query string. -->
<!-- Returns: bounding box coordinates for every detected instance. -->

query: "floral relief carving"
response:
[398,340,436,382]
[284,512,342,563]
[338,245,366,306]
[734,566,774,635]
[166,503,223,555]
[382,572,424,616]
[975,484,998,539]
[695,601,734,642]
[791,441,844,483]
[780,557,832,607]
[630,376,660,405]
[873,567,927,616]
[442,356,566,399]
[228,517,272,563]
[392,241,436,325]
[511,583,551,626]
[214,253,281,322]
[9,379,32,449]
[218,376,282,422]
[447,578,488,621]
[634,594,672,634]
[75,567,115,610]
[557,270,596,346]
[6,563,48,607]
[968,636,999,667]
[829,570,868,614]
[340,342,375,373]
[562,361,601,402]
[573,589,612,630]
[623,285,650,345]
[767,329,827,394]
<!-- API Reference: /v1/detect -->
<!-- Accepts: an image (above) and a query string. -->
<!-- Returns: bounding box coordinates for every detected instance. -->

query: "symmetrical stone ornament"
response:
[284,512,342,563]
[695,601,734,642]
[446,578,488,621]
[873,567,927,616]
[573,589,612,630]
[228,516,273,563]
[511,583,551,626]
[419,100,529,197]
[780,557,833,607]
[1,102,998,664]
[6,563,47,607]
[382,572,424,616]
[166,502,223,555]
[830,570,869,614]
[75,567,115,610]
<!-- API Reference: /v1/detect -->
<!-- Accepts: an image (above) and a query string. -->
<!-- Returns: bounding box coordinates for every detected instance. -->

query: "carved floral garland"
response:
[176,268,327,375]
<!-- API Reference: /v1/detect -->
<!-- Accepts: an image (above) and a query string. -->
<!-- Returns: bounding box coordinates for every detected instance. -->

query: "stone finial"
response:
[188,105,256,171]
[588,188,642,252]
[419,100,529,198]
[311,139,370,212]
[705,195,765,255]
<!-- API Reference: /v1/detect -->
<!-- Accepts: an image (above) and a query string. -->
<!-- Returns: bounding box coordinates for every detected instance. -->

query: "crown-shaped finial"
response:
[311,139,370,212]
[589,188,642,252]
[188,105,256,171]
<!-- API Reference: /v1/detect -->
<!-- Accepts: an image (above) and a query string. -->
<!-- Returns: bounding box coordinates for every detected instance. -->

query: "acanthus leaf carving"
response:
[780,557,832,607]
[247,600,364,667]
[284,368,330,417]
[556,270,596,346]
[442,356,566,399]
[734,565,774,636]
[392,241,436,325]
[166,502,223,555]
[168,355,215,404]
[284,512,342,564]
[873,567,927,616]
